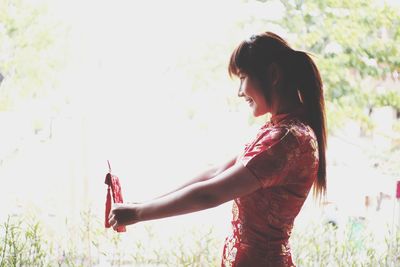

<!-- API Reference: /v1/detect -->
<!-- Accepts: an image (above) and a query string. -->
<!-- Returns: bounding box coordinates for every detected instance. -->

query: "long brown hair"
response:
[228,32,327,198]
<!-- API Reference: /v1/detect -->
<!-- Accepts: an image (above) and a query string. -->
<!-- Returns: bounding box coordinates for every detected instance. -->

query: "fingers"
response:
[108,214,118,230]
[108,203,137,230]
[108,205,121,230]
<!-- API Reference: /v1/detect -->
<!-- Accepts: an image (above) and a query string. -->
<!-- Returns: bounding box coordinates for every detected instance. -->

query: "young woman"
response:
[108,31,327,267]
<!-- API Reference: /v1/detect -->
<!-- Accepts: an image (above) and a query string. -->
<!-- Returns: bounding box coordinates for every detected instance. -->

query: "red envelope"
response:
[105,161,126,232]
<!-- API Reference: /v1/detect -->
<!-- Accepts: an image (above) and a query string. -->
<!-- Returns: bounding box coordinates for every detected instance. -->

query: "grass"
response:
[291,217,400,266]
[0,209,399,266]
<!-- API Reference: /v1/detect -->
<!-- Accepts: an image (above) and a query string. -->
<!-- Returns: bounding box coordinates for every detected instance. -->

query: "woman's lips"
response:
[245,98,254,105]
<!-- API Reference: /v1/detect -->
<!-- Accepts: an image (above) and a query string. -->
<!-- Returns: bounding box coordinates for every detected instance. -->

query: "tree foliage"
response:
[0,0,68,111]
[260,0,400,132]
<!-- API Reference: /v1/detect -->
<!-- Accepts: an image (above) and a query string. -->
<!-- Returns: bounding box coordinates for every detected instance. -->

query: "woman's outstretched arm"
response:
[148,156,238,200]
[108,162,261,228]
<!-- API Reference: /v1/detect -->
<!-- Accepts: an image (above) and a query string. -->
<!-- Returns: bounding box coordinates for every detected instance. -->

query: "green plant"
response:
[0,214,51,267]
[2,209,400,266]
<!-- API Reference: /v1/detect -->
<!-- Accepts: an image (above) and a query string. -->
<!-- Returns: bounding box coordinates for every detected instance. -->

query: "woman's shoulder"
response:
[274,117,316,138]
[264,118,317,149]
[249,117,316,151]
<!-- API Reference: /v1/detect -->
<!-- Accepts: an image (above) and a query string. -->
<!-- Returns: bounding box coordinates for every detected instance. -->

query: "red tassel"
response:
[105,162,126,232]
[105,185,111,228]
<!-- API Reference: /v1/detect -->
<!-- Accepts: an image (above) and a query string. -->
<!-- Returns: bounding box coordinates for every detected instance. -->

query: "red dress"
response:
[221,108,319,267]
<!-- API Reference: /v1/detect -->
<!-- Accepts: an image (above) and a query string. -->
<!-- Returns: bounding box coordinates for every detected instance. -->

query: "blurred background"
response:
[0,0,399,266]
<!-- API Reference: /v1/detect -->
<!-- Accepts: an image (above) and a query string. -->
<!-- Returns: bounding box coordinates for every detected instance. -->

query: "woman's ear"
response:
[267,63,282,87]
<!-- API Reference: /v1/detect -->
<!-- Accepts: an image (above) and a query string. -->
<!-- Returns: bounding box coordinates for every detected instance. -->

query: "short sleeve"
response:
[241,127,301,189]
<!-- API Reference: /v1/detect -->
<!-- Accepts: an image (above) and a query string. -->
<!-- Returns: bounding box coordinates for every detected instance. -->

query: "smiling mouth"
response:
[245,98,254,105]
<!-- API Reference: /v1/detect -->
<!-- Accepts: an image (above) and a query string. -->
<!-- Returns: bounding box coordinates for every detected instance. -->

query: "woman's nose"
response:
[238,87,244,97]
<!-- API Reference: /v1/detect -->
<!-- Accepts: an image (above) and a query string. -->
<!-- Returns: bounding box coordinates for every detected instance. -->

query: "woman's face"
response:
[237,73,269,117]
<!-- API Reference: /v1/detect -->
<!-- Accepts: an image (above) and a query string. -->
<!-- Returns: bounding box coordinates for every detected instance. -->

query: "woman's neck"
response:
[270,90,303,117]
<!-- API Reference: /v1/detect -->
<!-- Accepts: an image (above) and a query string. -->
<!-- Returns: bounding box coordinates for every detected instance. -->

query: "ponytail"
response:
[293,51,327,199]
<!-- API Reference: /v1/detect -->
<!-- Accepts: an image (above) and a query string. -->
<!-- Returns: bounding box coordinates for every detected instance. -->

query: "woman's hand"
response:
[108,203,140,230]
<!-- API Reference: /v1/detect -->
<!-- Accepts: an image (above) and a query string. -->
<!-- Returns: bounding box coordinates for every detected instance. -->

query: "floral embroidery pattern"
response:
[222,235,238,267]
[232,201,239,221]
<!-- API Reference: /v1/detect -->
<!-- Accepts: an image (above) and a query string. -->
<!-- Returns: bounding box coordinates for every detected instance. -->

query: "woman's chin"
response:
[252,108,268,117]
[252,110,262,117]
